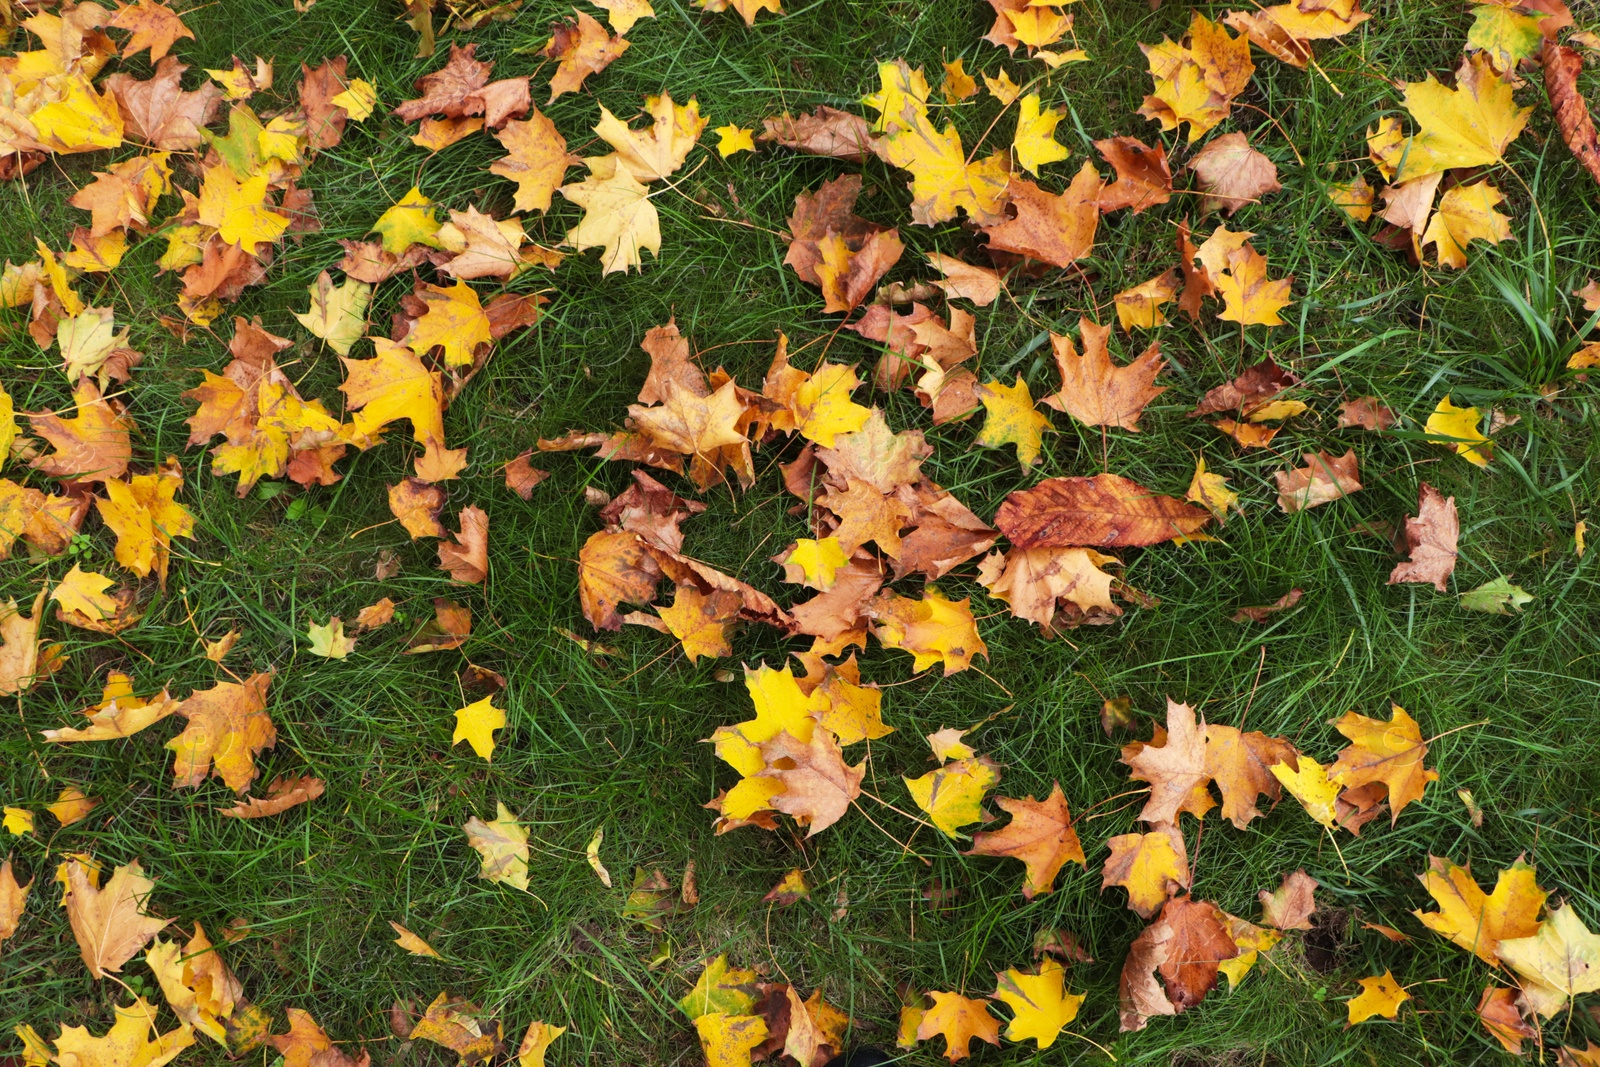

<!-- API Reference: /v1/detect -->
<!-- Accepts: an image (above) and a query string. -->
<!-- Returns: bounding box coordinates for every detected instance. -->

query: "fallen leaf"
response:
[980,165,1101,267]
[1422,180,1513,268]
[1328,174,1375,220]
[1270,755,1340,827]
[758,729,865,837]
[870,587,988,675]
[1114,270,1181,330]
[763,868,810,906]
[967,784,1085,899]
[1545,43,1600,187]
[995,473,1211,548]
[0,854,29,949]
[516,1021,566,1067]
[1391,53,1531,181]
[1412,854,1544,965]
[29,380,133,483]
[1338,396,1394,430]
[452,696,504,761]
[1477,985,1535,1053]
[306,617,355,659]
[1329,704,1437,823]
[543,11,629,101]
[1095,135,1173,213]
[43,673,180,742]
[1138,14,1255,142]
[1042,318,1167,430]
[390,922,442,959]
[925,254,1003,305]
[1102,823,1190,918]
[47,997,196,1067]
[1426,396,1492,466]
[1230,588,1304,623]
[50,565,119,624]
[1459,576,1534,614]
[975,376,1052,467]
[1188,132,1280,215]
[977,545,1121,633]
[559,163,660,275]
[167,674,276,793]
[1259,869,1318,930]
[1013,93,1069,175]
[47,787,98,827]
[64,859,169,979]
[218,775,325,819]
[1206,724,1296,828]
[409,992,502,1064]
[1347,970,1409,1023]
[439,506,489,583]
[1274,450,1362,512]
[1498,904,1600,1016]
[1157,897,1239,1007]
[905,757,1000,838]
[1389,483,1458,592]
[463,801,529,890]
[271,1008,368,1067]
[992,959,1082,1049]
[916,991,1001,1063]
[694,1013,768,1067]
[292,272,369,356]
[679,956,759,1020]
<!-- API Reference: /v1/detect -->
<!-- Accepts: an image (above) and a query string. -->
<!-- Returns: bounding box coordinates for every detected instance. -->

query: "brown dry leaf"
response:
[503,452,549,499]
[1041,318,1166,430]
[490,110,577,214]
[994,473,1211,548]
[757,729,865,837]
[393,43,492,121]
[1156,897,1239,1007]
[966,784,1086,900]
[1274,450,1362,512]
[403,599,471,653]
[106,57,222,151]
[439,506,489,583]
[1477,986,1536,1054]
[299,57,351,151]
[1389,483,1458,592]
[218,775,325,819]
[760,106,879,162]
[64,859,169,979]
[1126,700,1209,824]
[1544,43,1600,187]
[977,545,1121,633]
[1191,354,1299,417]
[167,674,276,793]
[1187,132,1280,215]
[1102,823,1190,918]
[389,479,447,539]
[762,868,810,907]
[353,600,394,631]
[1230,587,1304,623]
[981,165,1102,268]
[1259,869,1318,930]
[543,11,629,101]
[1119,913,1178,1031]
[0,589,56,698]
[924,253,1003,306]
[272,1008,370,1067]
[578,530,663,630]
[1338,396,1395,430]
[28,380,134,483]
[1206,724,1297,829]
[1095,136,1173,214]
[784,175,893,287]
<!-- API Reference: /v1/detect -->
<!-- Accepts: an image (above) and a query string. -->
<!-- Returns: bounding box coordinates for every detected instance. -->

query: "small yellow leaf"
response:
[517,1020,567,1067]
[773,537,849,591]
[463,801,529,889]
[1347,970,1410,1023]
[1270,756,1340,828]
[452,696,505,761]
[389,921,442,958]
[942,59,978,102]
[46,787,98,827]
[293,271,372,356]
[904,758,999,838]
[1186,456,1238,522]
[714,125,755,158]
[372,187,443,255]
[1425,396,1492,466]
[51,565,119,622]
[1013,93,1069,176]
[585,826,612,887]
[992,959,1083,1049]
[3,808,34,836]
[330,78,378,120]
[305,617,355,659]
[976,376,1053,467]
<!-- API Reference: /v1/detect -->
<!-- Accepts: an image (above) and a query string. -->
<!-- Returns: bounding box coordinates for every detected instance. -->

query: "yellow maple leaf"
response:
[1498,904,1600,1017]
[51,565,119,623]
[871,587,988,675]
[714,125,755,158]
[305,617,355,659]
[992,959,1083,1049]
[693,1013,768,1067]
[47,786,98,826]
[3,808,34,836]
[31,72,125,153]
[48,997,195,1067]
[292,271,371,356]
[404,280,493,368]
[1270,755,1340,827]
[1215,242,1293,326]
[594,93,707,182]
[339,338,447,449]
[941,58,978,103]
[1421,180,1512,269]
[452,696,505,761]
[372,187,443,254]
[1394,52,1531,181]
[593,0,655,33]
[330,78,378,121]
[1013,93,1070,175]
[389,921,442,958]
[791,363,872,446]
[863,59,931,135]
[196,166,289,252]
[882,115,1011,226]
[1186,456,1238,522]
[491,112,577,214]
[905,757,1000,837]
[976,376,1052,467]
[517,1021,566,1067]
[710,664,818,777]
[559,162,661,275]
[773,537,849,591]
[1425,396,1492,466]
[1347,970,1410,1023]
[1413,854,1544,965]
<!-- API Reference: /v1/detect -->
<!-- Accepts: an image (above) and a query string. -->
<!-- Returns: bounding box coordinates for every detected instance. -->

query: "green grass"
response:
[4,0,1600,1064]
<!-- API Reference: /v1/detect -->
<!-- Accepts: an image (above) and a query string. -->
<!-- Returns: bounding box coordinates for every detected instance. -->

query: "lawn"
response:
[3,0,1600,1064]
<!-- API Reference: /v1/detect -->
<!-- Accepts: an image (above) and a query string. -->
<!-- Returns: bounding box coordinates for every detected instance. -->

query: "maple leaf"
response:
[196,166,290,253]
[916,991,1000,1063]
[1413,854,1545,965]
[1270,755,1340,827]
[1426,395,1493,466]
[52,564,120,624]
[1042,317,1167,429]
[760,106,879,162]
[1215,912,1281,987]
[694,1013,768,1067]
[543,11,629,101]
[306,617,355,659]
[394,42,492,121]
[108,0,193,61]
[1327,704,1437,822]
[1214,242,1293,325]
[271,1009,370,1067]
[1225,0,1369,66]
[63,859,169,979]
[1114,270,1181,330]
[1260,869,1319,930]
[490,110,576,214]
[1421,180,1512,268]
[1094,135,1173,214]
[655,585,740,662]
[29,379,134,482]
[1125,700,1210,824]
[870,587,987,675]
[595,93,706,183]
[1156,897,1240,1008]
[862,59,932,135]
[941,58,978,103]
[1498,903,1600,1017]
[1274,450,1362,512]
[1013,93,1069,175]
[48,787,98,826]
[0,854,28,949]
[292,271,370,357]
[401,280,493,369]
[1103,824,1190,917]
[434,206,554,281]
[439,506,489,583]
[330,79,378,122]
[1138,13,1255,142]
[31,73,126,154]
[389,479,447,540]
[1390,483,1458,591]
[0,589,55,698]
[1186,456,1238,523]
[463,801,529,889]
[975,376,1052,467]
[372,187,443,254]
[389,921,442,959]
[340,338,447,449]
[905,757,1000,838]
[1460,576,1534,614]
[105,57,221,151]
[409,993,503,1064]
[167,673,276,793]
[1339,395,1395,430]
[43,673,180,742]
[1347,970,1410,1023]
[1206,724,1297,829]
[92,460,192,588]
[758,729,864,837]
[992,959,1082,1049]
[978,545,1121,632]
[145,922,246,1046]
[44,997,195,1067]
[1545,43,1600,188]
[995,472,1211,548]
[680,955,760,1020]
[1393,53,1531,181]
[967,784,1085,898]
[218,775,325,819]
[981,165,1101,267]
[1187,132,1281,215]
[761,868,810,907]
[881,113,1010,227]
[1477,985,1536,1053]
[517,1021,566,1067]
[559,162,660,275]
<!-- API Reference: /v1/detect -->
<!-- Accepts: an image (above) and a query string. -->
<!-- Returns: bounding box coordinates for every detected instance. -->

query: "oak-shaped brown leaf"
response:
[981,165,1102,268]
[393,43,491,121]
[64,859,169,979]
[219,775,325,819]
[758,729,865,837]
[1041,318,1166,430]
[995,473,1211,549]
[29,380,133,482]
[1187,132,1281,215]
[1155,897,1239,1008]
[167,673,275,793]
[438,506,488,583]
[1126,699,1208,824]
[1205,724,1296,829]
[1338,396,1395,431]
[1389,483,1458,592]
[1259,869,1318,930]
[106,57,222,151]
[1102,822,1190,918]
[542,11,629,101]
[1274,450,1362,512]
[966,783,1086,899]
[1095,136,1173,214]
